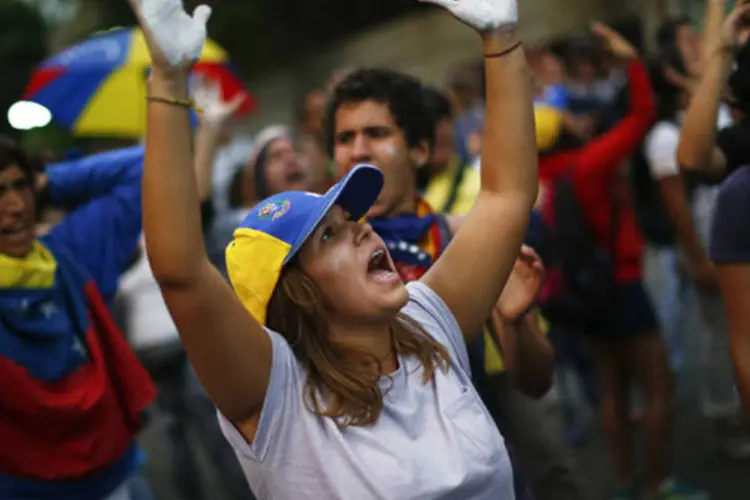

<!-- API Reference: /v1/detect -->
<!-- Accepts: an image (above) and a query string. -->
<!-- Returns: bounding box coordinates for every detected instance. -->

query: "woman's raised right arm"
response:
[130,0,272,424]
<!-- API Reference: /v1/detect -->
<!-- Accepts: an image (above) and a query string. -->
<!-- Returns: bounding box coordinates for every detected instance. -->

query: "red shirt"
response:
[539,60,655,283]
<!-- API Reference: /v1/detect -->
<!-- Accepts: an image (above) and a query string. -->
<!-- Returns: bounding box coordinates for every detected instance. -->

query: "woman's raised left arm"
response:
[422,0,538,336]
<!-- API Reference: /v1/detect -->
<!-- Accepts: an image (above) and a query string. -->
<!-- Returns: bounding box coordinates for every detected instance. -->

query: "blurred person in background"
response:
[418,85,479,215]
[645,18,709,372]
[296,89,335,192]
[644,2,750,458]
[0,138,156,500]
[297,89,328,145]
[447,59,486,166]
[520,49,604,447]
[539,22,708,499]
[529,44,570,111]
[117,78,250,500]
[562,31,627,135]
[562,34,607,116]
[678,1,750,424]
[207,125,323,275]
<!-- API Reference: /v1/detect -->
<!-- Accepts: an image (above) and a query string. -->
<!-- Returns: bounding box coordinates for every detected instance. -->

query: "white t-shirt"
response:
[645,107,733,180]
[118,237,180,350]
[218,281,514,500]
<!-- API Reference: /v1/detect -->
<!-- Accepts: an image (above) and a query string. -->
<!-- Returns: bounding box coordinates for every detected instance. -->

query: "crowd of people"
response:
[2,0,750,499]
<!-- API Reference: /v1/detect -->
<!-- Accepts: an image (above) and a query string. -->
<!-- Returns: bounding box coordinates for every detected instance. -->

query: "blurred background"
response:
[1,0,695,148]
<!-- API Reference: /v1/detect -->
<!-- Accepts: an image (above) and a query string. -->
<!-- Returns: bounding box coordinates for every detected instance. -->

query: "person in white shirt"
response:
[128,0,540,497]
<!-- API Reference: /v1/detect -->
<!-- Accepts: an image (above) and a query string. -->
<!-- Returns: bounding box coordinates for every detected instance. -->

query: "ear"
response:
[408,138,430,169]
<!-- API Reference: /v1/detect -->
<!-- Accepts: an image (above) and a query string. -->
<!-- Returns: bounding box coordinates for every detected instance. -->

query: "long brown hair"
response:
[266,264,451,427]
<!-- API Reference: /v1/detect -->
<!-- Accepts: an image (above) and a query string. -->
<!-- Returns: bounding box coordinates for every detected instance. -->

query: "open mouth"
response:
[367,247,398,283]
[0,223,29,237]
[285,169,306,184]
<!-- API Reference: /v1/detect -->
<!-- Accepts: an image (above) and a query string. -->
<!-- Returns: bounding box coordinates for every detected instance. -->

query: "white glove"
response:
[192,75,245,127]
[420,0,518,33]
[131,0,211,66]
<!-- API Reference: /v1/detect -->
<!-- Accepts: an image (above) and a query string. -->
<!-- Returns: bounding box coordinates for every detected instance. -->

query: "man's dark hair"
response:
[422,86,453,128]
[0,136,50,218]
[324,68,434,155]
[0,136,35,180]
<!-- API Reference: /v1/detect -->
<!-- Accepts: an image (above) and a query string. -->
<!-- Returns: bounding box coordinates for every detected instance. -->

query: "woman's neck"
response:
[328,320,399,375]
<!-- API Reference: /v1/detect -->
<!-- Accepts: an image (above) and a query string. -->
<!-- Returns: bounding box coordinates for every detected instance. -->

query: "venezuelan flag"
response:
[23,27,255,138]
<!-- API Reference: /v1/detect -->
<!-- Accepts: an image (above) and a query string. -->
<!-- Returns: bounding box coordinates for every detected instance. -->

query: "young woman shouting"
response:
[128,0,538,497]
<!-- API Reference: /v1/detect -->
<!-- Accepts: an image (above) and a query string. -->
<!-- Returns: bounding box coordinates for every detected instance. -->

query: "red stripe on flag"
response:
[23,67,65,99]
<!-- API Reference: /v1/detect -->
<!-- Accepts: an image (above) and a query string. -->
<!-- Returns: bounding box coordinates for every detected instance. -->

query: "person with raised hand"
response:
[129,0,536,497]
[0,141,156,498]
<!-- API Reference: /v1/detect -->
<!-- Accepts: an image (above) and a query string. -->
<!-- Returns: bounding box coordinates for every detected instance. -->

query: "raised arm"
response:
[577,25,655,175]
[421,0,538,337]
[45,146,144,205]
[129,0,271,425]
[677,3,750,174]
[192,75,245,203]
[192,76,245,230]
[44,146,145,300]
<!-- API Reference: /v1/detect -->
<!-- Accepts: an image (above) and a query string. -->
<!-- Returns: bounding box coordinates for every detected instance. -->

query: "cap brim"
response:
[283,164,383,264]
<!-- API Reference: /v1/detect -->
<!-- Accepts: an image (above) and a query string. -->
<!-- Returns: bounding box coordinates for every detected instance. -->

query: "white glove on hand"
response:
[420,0,518,33]
[192,76,245,127]
[131,0,211,66]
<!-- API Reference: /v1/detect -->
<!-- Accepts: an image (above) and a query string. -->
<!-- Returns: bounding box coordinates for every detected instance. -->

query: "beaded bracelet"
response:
[146,95,203,113]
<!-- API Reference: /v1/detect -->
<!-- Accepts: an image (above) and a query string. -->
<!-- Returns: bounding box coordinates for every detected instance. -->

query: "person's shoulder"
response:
[718,165,750,208]
[402,282,456,334]
[710,166,750,262]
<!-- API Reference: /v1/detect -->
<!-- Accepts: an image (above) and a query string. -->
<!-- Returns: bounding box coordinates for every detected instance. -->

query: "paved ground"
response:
[138,249,750,499]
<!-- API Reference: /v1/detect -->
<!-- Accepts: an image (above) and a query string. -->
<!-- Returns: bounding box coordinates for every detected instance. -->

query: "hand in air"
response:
[192,75,246,128]
[418,0,518,34]
[591,22,638,60]
[497,245,545,321]
[721,2,750,49]
[127,0,211,70]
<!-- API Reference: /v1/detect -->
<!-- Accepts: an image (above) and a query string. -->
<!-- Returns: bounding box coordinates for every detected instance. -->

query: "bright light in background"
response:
[7,101,52,131]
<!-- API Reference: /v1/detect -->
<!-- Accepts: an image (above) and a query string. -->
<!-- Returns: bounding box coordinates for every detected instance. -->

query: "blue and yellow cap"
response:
[226,164,384,324]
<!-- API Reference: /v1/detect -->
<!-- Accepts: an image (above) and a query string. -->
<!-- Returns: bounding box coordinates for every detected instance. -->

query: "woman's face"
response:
[675,24,702,76]
[297,205,408,323]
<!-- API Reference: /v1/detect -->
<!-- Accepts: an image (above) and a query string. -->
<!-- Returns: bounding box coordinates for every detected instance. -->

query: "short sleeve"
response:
[401,281,470,374]
[709,167,750,263]
[644,122,681,180]
[217,328,304,463]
